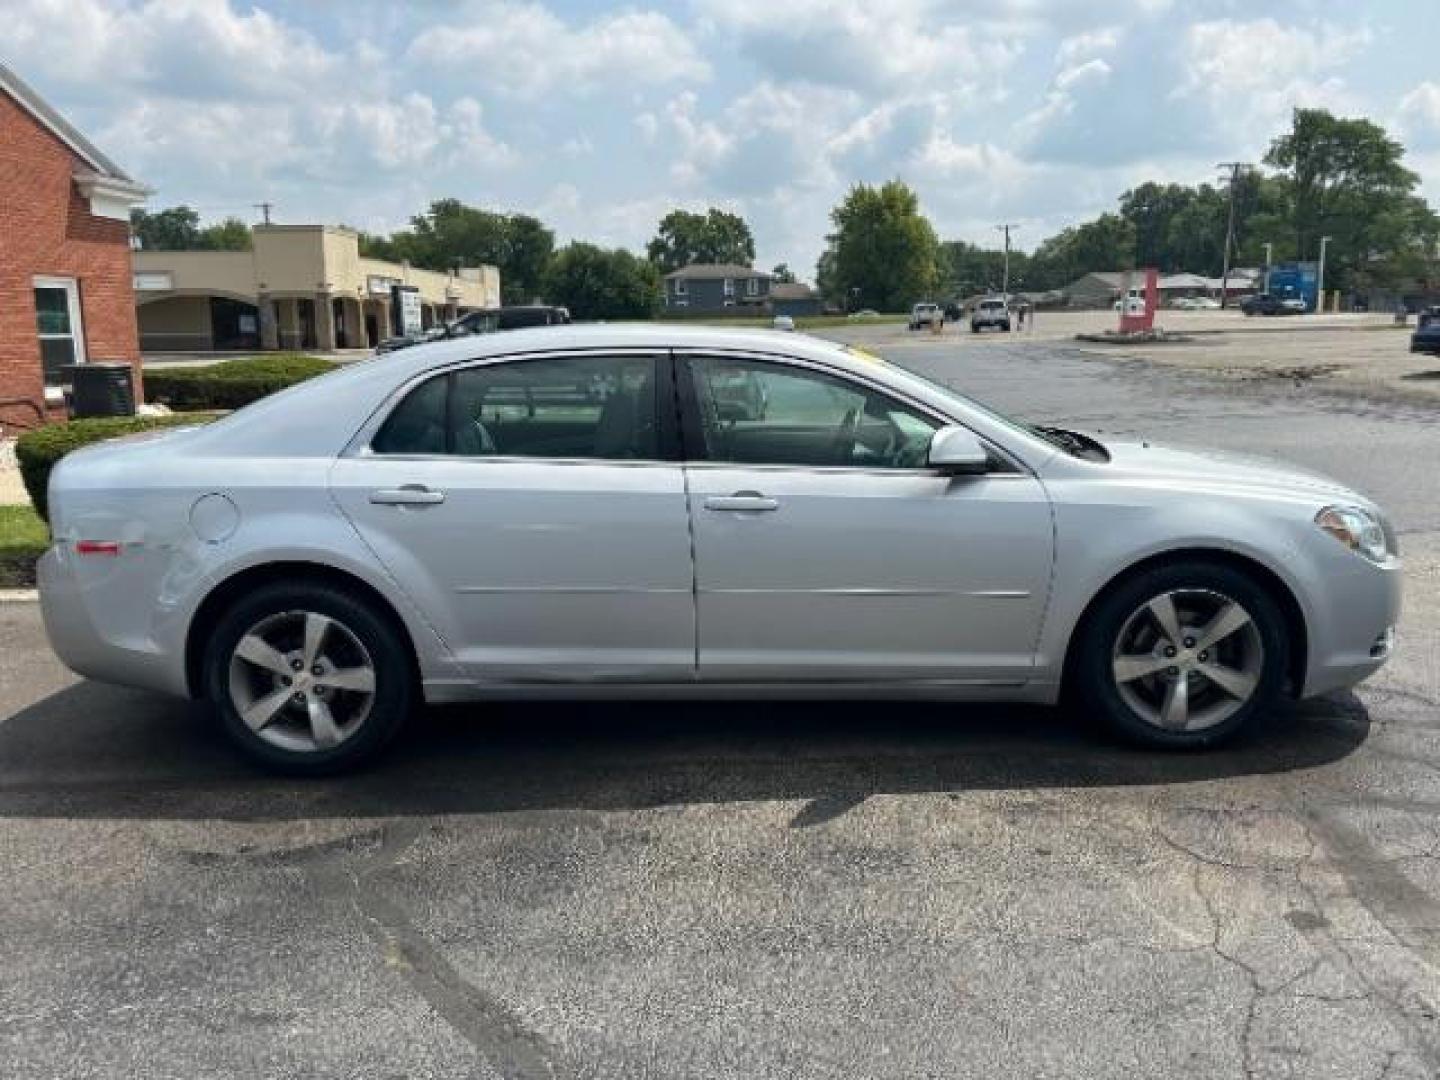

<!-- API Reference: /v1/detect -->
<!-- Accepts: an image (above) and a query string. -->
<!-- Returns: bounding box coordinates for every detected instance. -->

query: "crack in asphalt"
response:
[304,820,561,1080]
[1152,803,1440,1077]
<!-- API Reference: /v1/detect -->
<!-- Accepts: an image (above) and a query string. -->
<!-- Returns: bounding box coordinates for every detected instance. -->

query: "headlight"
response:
[1315,506,1392,563]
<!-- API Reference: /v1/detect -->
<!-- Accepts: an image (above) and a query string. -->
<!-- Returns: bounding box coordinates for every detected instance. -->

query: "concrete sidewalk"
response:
[0,440,27,506]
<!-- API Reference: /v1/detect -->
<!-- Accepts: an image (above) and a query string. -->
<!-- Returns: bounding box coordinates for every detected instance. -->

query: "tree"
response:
[543,243,660,320]
[646,208,756,272]
[940,240,1028,296]
[363,199,555,303]
[202,217,252,251]
[1264,108,1422,289]
[130,206,251,251]
[131,206,203,250]
[1026,213,1136,289]
[771,263,796,283]
[821,181,940,311]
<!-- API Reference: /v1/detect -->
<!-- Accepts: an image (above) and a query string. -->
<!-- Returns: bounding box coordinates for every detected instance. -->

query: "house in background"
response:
[0,62,149,431]
[663,264,772,313]
[770,282,824,318]
[134,226,500,353]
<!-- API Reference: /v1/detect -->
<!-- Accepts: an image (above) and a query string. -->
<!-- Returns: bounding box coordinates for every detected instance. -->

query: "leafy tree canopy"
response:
[130,206,251,251]
[646,208,756,273]
[543,242,660,320]
[818,181,940,311]
[360,199,555,304]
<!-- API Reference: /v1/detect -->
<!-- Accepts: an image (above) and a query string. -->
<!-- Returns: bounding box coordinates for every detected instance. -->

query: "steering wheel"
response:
[830,407,860,465]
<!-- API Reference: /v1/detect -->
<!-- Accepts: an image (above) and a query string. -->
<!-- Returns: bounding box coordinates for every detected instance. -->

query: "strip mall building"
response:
[133,228,501,353]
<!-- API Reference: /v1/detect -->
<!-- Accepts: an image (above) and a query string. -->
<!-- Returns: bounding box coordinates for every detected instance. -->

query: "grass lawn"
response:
[0,504,48,588]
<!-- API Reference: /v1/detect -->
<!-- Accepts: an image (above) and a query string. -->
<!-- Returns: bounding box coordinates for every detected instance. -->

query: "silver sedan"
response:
[39,326,1401,772]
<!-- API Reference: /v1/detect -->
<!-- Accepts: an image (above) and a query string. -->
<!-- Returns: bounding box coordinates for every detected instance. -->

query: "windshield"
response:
[866,356,1108,461]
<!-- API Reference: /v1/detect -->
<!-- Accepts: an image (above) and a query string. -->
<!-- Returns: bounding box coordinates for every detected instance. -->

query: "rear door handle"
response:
[370,485,446,506]
[704,491,779,512]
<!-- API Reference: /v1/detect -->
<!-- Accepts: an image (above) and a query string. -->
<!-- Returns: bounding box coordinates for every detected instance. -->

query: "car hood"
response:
[1097,441,1363,502]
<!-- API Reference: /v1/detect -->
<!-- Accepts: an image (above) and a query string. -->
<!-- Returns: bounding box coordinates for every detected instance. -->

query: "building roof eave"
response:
[0,62,142,185]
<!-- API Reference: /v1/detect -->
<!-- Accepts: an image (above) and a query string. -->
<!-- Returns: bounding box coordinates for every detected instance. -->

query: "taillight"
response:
[74,540,122,557]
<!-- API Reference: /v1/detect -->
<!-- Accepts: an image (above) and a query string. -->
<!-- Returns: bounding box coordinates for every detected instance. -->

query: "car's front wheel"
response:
[204,581,416,774]
[1072,560,1290,749]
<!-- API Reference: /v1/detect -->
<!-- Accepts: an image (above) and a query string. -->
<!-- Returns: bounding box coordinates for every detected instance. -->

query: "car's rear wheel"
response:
[1073,561,1289,749]
[204,581,416,774]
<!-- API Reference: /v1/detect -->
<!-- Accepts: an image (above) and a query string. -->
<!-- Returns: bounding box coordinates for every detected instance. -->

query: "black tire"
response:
[1001,321,1012,332]
[1071,560,1290,750]
[970,324,980,334]
[204,580,417,774]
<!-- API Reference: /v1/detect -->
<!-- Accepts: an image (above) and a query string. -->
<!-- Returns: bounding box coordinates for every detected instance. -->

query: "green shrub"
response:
[143,354,336,411]
[15,414,219,523]
[0,505,48,587]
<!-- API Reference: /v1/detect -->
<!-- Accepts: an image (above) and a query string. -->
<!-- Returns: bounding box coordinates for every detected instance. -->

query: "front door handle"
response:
[704,491,779,512]
[370,484,446,506]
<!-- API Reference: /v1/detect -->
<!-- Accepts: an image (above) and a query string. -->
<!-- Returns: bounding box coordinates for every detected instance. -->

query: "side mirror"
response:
[928,425,990,475]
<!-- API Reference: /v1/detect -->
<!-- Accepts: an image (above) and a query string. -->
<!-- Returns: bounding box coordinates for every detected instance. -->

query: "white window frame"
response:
[674,278,687,297]
[746,276,760,297]
[723,278,735,298]
[33,275,86,395]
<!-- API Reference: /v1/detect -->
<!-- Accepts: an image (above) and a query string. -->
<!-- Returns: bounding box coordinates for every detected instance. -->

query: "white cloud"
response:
[720,0,1023,101]
[1177,18,1367,129]
[1056,27,1122,67]
[6,0,337,101]
[407,3,709,99]
[1399,82,1440,148]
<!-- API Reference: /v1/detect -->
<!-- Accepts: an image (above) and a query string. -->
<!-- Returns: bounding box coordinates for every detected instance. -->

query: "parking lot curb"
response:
[0,589,39,602]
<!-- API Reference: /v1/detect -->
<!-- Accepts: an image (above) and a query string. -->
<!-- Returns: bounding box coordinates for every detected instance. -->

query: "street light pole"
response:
[1263,242,1273,293]
[1316,235,1331,314]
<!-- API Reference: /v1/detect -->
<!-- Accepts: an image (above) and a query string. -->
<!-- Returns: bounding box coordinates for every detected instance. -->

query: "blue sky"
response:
[7,0,1440,278]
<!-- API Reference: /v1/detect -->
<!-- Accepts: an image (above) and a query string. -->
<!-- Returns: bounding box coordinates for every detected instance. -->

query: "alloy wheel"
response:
[1110,589,1264,733]
[227,610,377,753]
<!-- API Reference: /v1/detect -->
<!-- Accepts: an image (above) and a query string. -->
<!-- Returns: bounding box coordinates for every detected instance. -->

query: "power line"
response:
[1216,162,1251,309]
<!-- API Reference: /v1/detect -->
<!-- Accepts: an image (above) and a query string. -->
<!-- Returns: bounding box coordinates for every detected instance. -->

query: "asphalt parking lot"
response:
[3,335,1439,1079]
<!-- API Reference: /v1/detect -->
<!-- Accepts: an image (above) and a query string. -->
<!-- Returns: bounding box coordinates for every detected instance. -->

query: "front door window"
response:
[33,277,85,386]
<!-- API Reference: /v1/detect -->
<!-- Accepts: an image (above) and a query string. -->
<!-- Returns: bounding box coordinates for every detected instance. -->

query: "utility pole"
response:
[1263,241,1273,293]
[995,223,1018,299]
[254,202,274,225]
[1316,235,1331,314]
[1216,162,1250,309]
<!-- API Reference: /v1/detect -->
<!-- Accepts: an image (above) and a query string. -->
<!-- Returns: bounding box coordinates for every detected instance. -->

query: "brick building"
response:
[0,62,149,433]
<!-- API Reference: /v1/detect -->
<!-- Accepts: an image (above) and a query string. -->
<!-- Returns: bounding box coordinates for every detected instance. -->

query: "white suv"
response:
[971,298,1011,333]
[909,302,943,330]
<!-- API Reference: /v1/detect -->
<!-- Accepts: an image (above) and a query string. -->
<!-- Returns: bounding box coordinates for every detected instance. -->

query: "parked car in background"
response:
[39,325,1400,773]
[909,303,943,331]
[772,315,796,332]
[1241,294,1305,316]
[377,305,571,354]
[970,297,1011,332]
[848,309,881,320]
[375,326,447,354]
[1172,296,1220,311]
[1411,307,1440,354]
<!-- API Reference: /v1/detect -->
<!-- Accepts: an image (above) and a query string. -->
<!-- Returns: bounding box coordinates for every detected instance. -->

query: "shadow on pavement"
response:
[0,680,1371,821]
